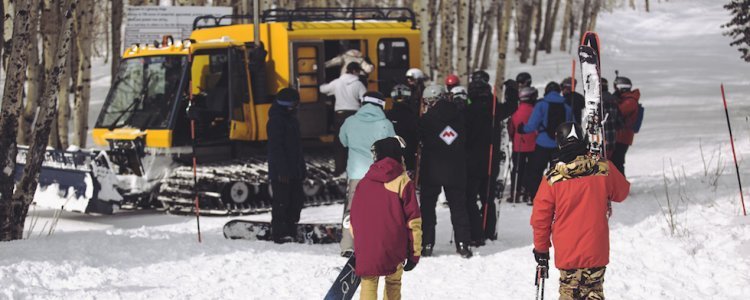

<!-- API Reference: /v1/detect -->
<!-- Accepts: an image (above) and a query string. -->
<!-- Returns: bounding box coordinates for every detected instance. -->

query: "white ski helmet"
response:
[405,68,426,80]
[450,86,468,102]
[422,84,447,100]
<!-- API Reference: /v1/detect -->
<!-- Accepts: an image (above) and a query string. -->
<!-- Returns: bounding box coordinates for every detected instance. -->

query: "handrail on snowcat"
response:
[192,7,416,31]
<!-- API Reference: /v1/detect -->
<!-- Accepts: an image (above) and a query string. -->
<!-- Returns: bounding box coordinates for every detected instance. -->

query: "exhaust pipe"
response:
[253,0,260,47]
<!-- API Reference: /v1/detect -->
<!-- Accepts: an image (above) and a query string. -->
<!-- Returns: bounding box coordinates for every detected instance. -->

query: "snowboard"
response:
[324,255,361,300]
[222,220,342,244]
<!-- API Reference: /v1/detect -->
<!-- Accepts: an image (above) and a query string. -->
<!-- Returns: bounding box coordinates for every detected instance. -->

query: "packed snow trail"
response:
[2,0,750,299]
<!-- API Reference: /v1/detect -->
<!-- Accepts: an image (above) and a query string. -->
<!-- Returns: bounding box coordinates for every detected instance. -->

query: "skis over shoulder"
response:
[577,45,604,155]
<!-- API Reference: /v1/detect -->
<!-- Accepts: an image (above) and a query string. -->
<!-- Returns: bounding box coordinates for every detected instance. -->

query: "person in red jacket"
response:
[350,136,422,300]
[507,86,538,203]
[530,122,630,300]
[612,75,640,176]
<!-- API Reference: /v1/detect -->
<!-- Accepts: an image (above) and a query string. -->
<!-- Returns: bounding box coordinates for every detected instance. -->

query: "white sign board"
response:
[124,6,233,48]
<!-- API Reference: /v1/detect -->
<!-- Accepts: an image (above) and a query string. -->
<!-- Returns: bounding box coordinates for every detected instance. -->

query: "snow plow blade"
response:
[14,146,124,214]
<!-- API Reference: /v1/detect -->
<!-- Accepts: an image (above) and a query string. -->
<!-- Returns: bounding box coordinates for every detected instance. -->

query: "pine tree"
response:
[722,0,750,62]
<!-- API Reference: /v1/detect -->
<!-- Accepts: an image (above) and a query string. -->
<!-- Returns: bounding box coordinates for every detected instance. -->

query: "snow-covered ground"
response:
[2,0,750,299]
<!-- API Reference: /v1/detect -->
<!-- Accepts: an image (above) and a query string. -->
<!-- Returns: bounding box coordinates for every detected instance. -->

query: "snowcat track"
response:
[158,154,347,216]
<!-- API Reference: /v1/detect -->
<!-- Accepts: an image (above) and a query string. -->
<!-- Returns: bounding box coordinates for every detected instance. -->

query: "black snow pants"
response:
[465,174,498,241]
[510,151,532,199]
[271,178,305,240]
[420,183,472,246]
[611,142,630,177]
[524,146,556,200]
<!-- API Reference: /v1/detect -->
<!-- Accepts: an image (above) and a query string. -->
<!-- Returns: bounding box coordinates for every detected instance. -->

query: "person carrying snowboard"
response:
[267,88,307,244]
[350,137,422,300]
[561,77,585,125]
[418,84,473,258]
[612,74,640,177]
[320,62,368,177]
[518,82,573,202]
[387,84,419,174]
[531,122,630,300]
[464,78,518,244]
[507,86,538,203]
[339,91,396,257]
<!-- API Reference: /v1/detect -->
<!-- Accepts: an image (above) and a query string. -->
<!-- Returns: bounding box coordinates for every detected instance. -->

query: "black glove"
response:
[403,258,419,272]
[533,249,549,268]
[517,122,527,134]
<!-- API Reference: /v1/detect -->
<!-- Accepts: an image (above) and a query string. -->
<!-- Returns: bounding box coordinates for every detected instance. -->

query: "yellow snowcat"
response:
[17,7,421,215]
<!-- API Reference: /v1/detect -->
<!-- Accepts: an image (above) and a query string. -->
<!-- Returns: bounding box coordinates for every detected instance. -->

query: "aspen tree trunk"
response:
[495,0,513,93]
[72,0,92,147]
[516,0,534,63]
[414,0,430,72]
[645,0,649,12]
[471,0,485,70]
[629,0,635,10]
[531,0,542,65]
[540,0,553,52]
[0,3,4,67]
[427,0,438,78]
[588,0,601,32]
[579,0,591,44]
[18,0,40,145]
[0,0,31,241]
[111,0,122,84]
[559,0,571,51]
[456,0,469,83]
[479,0,497,70]
[466,0,474,73]
[543,0,560,53]
[437,0,454,83]
[9,0,77,242]
[2,0,14,70]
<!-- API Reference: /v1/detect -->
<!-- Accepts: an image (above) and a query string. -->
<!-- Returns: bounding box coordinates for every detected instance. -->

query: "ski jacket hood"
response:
[616,89,640,145]
[531,159,630,270]
[319,73,366,111]
[351,157,422,277]
[339,104,396,179]
[509,102,537,153]
[522,92,574,149]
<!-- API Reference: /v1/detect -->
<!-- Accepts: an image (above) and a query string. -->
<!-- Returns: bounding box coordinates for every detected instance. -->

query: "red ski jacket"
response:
[350,157,422,276]
[508,102,537,153]
[531,158,630,270]
[616,89,640,145]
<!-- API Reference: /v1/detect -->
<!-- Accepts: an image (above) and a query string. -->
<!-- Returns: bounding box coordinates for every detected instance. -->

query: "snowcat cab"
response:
[21,7,421,215]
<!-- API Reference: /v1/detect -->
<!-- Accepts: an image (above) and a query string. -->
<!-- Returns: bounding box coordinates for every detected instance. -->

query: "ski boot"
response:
[422,244,434,257]
[470,239,486,247]
[273,236,295,244]
[457,242,473,259]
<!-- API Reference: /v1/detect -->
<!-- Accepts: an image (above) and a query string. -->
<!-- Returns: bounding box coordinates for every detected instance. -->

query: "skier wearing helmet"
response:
[531,122,630,300]
[611,73,641,177]
[405,68,427,111]
[445,74,461,91]
[464,78,519,243]
[449,85,469,110]
[418,84,473,258]
[387,84,419,173]
[516,72,532,89]
[507,86,539,203]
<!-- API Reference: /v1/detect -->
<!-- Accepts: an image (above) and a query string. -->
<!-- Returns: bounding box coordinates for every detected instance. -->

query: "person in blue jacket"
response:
[267,88,307,244]
[519,82,573,203]
[338,91,396,257]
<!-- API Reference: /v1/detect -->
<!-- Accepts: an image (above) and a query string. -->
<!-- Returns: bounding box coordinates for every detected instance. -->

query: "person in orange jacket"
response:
[530,122,630,300]
[611,75,640,176]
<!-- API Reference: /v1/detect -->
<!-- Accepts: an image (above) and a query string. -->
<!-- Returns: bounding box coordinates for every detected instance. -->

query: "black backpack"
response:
[544,102,567,138]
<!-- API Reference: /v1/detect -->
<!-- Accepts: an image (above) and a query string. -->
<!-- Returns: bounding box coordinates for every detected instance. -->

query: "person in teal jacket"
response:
[338,91,396,257]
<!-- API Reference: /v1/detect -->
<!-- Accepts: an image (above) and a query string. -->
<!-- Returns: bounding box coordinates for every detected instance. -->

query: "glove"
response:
[403,256,419,272]
[533,249,549,268]
[517,123,526,134]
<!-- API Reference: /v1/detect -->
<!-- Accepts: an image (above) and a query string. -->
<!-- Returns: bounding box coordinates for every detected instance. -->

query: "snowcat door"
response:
[291,42,327,138]
[377,38,410,98]
[228,47,252,141]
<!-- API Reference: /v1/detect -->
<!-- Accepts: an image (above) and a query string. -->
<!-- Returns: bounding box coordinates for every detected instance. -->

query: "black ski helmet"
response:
[614,70,632,92]
[561,77,575,92]
[544,81,561,95]
[470,70,490,83]
[601,77,609,93]
[555,122,585,148]
[516,72,532,87]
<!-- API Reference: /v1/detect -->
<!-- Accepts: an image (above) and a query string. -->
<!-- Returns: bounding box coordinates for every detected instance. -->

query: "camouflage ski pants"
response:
[558,266,606,300]
[360,265,403,300]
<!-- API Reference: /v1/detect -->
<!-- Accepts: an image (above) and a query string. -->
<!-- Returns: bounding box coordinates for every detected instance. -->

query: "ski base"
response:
[222,219,342,244]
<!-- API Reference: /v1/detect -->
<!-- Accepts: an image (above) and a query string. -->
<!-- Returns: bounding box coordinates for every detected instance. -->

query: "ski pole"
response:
[721,84,747,216]
[571,59,576,92]
[483,85,499,231]
[187,52,202,243]
[534,261,548,300]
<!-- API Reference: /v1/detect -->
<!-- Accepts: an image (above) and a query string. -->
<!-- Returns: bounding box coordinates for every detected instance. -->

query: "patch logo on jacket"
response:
[439,126,458,145]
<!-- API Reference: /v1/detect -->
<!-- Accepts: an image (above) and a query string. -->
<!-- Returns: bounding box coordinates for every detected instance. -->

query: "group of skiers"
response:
[266,60,640,299]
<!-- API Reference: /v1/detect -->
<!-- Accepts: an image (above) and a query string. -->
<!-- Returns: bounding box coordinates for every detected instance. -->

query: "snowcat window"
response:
[97,55,187,130]
[377,38,410,96]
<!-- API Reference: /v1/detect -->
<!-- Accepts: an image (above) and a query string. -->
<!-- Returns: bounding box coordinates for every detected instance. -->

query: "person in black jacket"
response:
[561,77,585,125]
[387,84,419,173]
[419,84,473,259]
[267,88,307,244]
[464,78,519,244]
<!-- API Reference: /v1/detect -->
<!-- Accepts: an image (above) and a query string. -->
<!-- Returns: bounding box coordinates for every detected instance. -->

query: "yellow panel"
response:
[298,74,317,86]
[297,58,317,73]
[145,130,172,148]
[256,103,271,141]
[92,128,172,148]
[297,46,317,58]
[299,88,318,103]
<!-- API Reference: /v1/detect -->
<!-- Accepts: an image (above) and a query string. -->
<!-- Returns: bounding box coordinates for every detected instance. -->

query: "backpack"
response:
[632,103,645,133]
[544,102,567,138]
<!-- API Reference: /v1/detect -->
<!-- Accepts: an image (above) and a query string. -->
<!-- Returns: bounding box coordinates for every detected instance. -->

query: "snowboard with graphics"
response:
[222,220,342,244]
[324,255,361,300]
